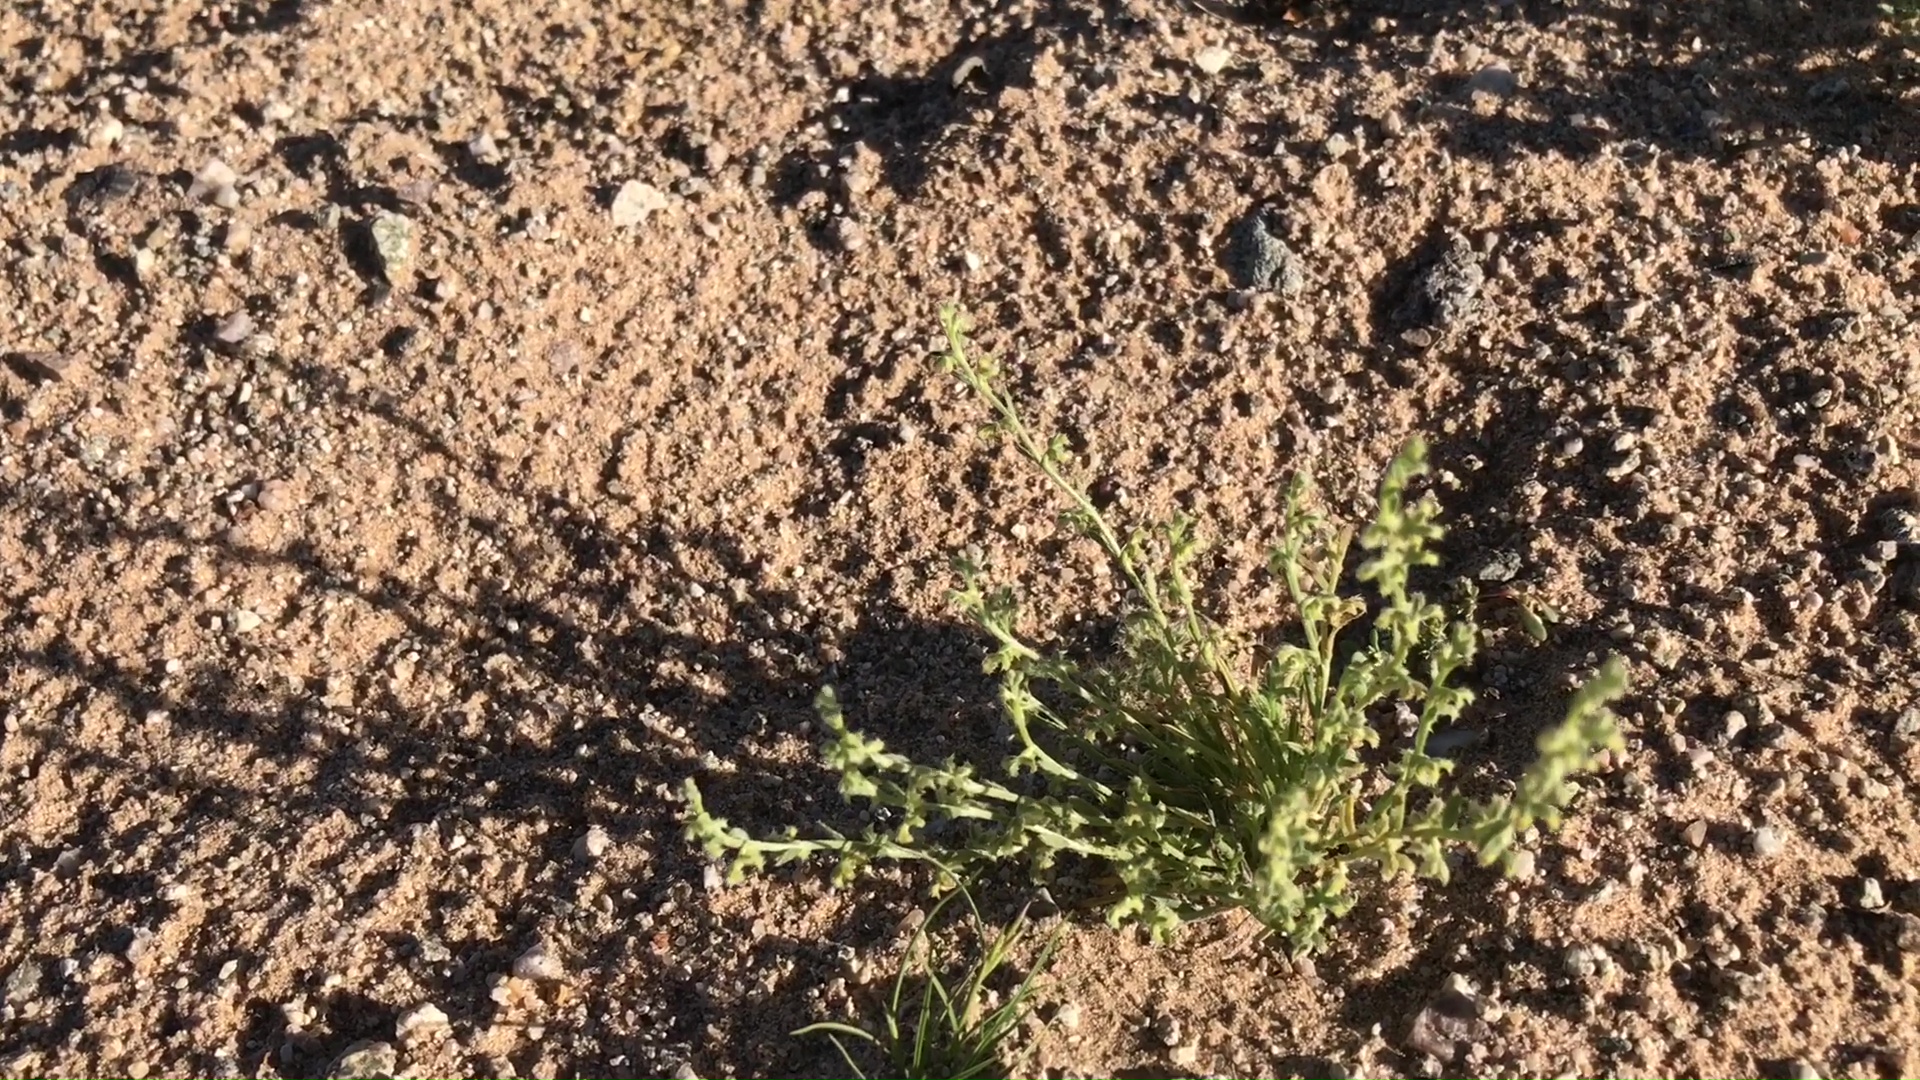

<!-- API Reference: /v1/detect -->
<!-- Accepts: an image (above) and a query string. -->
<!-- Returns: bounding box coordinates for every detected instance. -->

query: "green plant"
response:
[795,884,1061,1080]
[684,306,1626,952]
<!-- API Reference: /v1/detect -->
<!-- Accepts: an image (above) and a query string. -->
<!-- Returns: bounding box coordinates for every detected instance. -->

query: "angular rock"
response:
[1398,234,1485,329]
[1228,207,1303,295]
[1403,983,1489,1063]
[512,941,564,982]
[369,212,414,280]
[3,351,74,383]
[394,1002,449,1041]
[610,180,670,227]
[328,1039,397,1080]
[188,158,238,201]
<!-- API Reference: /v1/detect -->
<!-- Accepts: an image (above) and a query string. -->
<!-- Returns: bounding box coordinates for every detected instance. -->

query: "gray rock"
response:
[1467,66,1519,98]
[611,180,670,227]
[369,212,413,280]
[1228,208,1304,295]
[1894,708,1920,739]
[188,158,237,202]
[1476,550,1521,583]
[512,941,564,982]
[2,961,40,1003]
[573,826,611,862]
[328,1039,397,1080]
[394,1002,449,1042]
[1749,825,1786,858]
[1151,1011,1184,1048]
[1403,984,1488,1063]
[214,311,255,346]
[829,217,868,253]
[1398,234,1485,329]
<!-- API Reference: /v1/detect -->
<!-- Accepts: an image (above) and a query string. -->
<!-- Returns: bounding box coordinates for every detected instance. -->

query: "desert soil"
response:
[3,0,1920,1076]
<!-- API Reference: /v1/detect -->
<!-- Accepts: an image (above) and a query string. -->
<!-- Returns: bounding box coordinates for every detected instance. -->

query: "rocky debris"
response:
[328,1039,397,1080]
[1895,708,1920,739]
[1397,234,1485,329]
[1228,207,1304,295]
[1403,978,1489,1064]
[1749,825,1786,859]
[611,180,671,227]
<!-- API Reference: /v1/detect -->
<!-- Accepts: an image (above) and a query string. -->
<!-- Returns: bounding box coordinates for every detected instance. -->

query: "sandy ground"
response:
[2,0,1919,1076]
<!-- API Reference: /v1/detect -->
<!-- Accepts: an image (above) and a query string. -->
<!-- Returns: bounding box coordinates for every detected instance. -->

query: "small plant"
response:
[795,884,1061,1080]
[684,306,1625,951]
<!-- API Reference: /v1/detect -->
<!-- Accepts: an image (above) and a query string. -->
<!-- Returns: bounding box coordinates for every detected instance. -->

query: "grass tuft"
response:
[685,306,1626,952]
[794,882,1060,1080]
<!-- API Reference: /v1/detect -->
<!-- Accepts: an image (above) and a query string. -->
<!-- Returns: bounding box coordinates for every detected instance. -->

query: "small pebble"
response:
[1151,1012,1184,1048]
[1749,825,1785,858]
[369,212,414,279]
[214,311,255,346]
[1467,65,1519,97]
[328,1039,397,1080]
[3,961,41,1004]
[573,826,610,862]
[1194,46,1232,75]
[256,481,292,513]
[611,180,671,227]
[830,217,867,252]
[1228,206,1304,295]
[394,1002,449,1041]
[188,158,237,201]
[512,941,564,982]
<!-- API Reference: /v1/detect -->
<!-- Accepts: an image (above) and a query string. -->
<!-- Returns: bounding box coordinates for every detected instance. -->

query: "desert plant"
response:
[684,306,1626,952]
[795,883,1061,1080]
